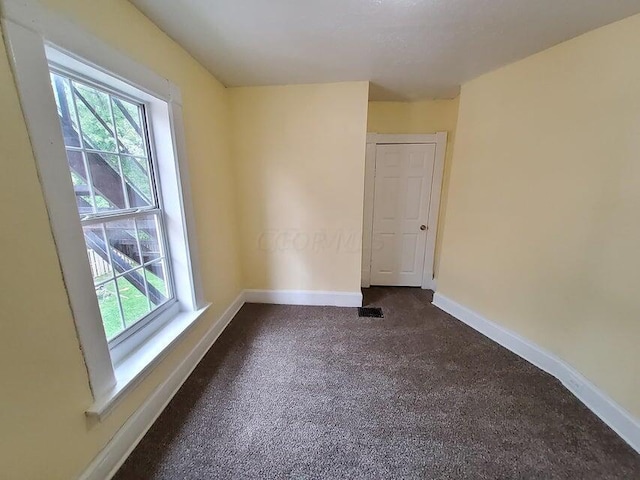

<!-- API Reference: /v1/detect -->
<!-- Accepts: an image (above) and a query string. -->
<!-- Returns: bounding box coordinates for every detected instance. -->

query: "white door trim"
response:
[362,132,447,290]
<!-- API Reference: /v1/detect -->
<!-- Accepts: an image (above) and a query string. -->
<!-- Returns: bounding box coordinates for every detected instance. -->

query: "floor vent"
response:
[358,307,384,318]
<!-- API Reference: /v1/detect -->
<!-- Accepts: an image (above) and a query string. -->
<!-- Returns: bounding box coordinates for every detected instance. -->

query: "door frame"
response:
[362,132,448,290]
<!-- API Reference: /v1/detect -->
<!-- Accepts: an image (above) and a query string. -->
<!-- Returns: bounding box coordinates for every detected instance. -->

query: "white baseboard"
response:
[79,287,363,479]
[244,289,363,307]
[79,288,638,480]
[432,292,640,454]
[422,278,437,291]
[79,292,245,480]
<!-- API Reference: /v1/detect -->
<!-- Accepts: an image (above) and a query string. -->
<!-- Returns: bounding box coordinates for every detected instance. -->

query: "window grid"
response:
[92,250,168,288]
[65,145,149,162]
[50,68,174,342]
[68,81,100,212]
[133,218,151,312]
[108,96,131,211]
[100,222,126,334]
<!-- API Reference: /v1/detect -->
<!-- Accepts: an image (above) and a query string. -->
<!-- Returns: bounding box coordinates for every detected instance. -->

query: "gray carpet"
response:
[114,287,640,479]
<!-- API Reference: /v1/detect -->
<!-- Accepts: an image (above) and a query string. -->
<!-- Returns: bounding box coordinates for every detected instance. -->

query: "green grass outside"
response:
[97,269,167,340]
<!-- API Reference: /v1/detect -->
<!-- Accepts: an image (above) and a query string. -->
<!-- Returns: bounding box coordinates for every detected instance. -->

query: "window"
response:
[49,69,174,343]
[3,13,208,418]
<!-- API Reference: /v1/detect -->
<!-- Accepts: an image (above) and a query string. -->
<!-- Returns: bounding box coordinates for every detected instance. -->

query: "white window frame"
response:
[2,1,209,419]
[49,64,178,352]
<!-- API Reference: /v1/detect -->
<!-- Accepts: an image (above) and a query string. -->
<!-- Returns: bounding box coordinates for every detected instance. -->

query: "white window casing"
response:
[2,1,209,419]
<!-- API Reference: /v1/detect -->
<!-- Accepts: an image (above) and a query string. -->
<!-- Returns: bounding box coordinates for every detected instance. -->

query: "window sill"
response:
[86,303,211,421]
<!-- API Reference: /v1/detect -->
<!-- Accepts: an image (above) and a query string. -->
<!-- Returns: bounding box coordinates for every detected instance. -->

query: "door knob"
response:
[420,225,427,231]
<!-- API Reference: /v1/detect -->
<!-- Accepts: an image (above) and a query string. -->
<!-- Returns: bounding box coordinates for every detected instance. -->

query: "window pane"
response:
[102,153,120,170]
[122,156,153,207]
[74,82,117,152]
[50,73,81,147]
[86,152,125,211]
[96,280,124,340]
[83,226,113,284]
[145,260,169,307]
[113,98,146,156]
[117,273,151,328]
[83,217,171,340]
[66,150,94,214]
[105,219,142,271]
[136,214,162,263]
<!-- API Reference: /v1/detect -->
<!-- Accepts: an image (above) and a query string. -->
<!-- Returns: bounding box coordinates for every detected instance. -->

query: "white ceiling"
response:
[130,0,640,101]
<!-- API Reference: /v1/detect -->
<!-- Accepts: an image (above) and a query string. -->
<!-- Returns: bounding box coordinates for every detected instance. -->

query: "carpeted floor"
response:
[114,287,640,479]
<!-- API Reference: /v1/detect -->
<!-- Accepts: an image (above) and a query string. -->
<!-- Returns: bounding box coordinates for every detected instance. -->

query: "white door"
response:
[370,143,436,286]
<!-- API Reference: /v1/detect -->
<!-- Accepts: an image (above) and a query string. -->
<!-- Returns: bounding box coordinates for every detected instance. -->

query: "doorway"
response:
[362,133,447,289]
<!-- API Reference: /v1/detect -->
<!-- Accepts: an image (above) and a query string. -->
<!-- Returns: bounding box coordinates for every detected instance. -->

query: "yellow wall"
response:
[438,13,640,418]
[367,99,459,135]
[367,99,460,276]
[4,0,639,477]
[0,1,243,478]
[230,82,370,292]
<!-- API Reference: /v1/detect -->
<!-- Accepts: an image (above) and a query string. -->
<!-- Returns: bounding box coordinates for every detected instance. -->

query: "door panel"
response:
[370,144,436,286]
